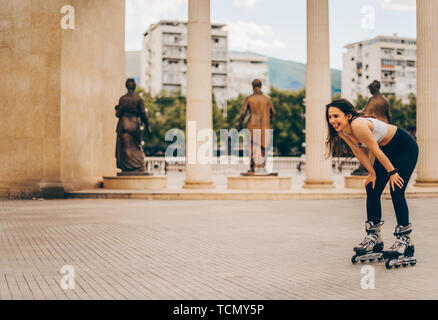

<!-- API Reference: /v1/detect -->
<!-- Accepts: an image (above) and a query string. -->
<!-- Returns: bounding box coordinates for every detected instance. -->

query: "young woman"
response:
[325,99,418,268]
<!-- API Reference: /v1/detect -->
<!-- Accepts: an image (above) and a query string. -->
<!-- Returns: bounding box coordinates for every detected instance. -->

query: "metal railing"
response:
[145,157,360,175]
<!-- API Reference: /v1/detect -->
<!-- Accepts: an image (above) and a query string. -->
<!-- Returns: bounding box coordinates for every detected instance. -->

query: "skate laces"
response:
[357,233,377,248]
[389,236,409,251]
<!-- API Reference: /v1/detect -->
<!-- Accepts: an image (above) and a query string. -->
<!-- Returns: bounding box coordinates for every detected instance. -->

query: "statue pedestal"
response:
[344,175,367,189]
[240,171,278,177]
[117,171,152,176]
[345,175,390,192]
[227,173,291,190]
[103,175,167,190]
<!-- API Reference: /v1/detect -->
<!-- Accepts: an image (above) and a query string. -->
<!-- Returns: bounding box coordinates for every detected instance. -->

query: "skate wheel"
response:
[351,255,357,264]
[360,259,365,264]
[378,257,383,262]
[410,261,416,266]
[402,263,408,268]
[394,264,400,269]
[369,258,374,263]
[385,260,392,269]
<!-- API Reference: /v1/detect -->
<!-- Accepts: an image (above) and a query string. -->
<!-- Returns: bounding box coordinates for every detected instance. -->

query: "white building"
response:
[342,35,417,103]
[227,51,269,99]
[141,20,228,109]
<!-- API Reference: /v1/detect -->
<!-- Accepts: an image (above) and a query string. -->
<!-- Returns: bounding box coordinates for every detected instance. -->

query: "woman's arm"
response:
[338,132,375,174]
[351,121,395,172]
[351,121,404,190]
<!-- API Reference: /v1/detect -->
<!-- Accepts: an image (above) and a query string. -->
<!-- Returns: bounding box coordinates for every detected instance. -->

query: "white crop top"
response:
[344,117,389,147]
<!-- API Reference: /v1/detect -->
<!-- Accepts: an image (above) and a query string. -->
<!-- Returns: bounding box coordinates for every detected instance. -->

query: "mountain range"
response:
[125,51,341,94]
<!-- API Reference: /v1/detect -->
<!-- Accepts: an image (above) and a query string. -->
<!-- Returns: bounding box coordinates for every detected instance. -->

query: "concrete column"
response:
[415,0,438,187]
[183,0,214,189]
[303,0,334,188]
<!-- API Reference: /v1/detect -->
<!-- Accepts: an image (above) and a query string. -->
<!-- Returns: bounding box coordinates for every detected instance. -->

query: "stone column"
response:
[183,0,215,189]
[0,0,125,198]
[303,0,334,188]
[414,0,438,187]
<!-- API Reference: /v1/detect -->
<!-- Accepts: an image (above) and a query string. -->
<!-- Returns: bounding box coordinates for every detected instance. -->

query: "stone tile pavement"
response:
[0,198,437,299]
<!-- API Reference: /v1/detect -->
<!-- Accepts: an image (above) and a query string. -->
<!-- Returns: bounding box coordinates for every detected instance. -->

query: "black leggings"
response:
[366,128,418,227]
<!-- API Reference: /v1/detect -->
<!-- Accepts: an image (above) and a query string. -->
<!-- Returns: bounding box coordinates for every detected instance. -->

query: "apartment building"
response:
[227,51,269,99]
[141,20,228,109]
[342,35,416,103]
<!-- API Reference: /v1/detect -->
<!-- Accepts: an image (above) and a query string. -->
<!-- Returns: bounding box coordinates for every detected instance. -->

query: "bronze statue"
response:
[351,80,391,176]
[364,80,392,124]
[115,79,151,175]
[236,79,276,173]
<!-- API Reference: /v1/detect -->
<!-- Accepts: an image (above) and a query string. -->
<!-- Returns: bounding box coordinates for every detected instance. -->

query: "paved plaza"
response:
[0,198,437,300]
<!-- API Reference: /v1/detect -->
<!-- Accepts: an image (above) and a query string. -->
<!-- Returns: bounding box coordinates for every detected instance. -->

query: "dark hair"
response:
[252,79,262,88]
[126,78,136,90]
[325,99,361,158]
[368,80,380,95]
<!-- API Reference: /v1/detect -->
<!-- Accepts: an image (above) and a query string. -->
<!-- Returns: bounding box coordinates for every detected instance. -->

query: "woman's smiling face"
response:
[328,106,351,132]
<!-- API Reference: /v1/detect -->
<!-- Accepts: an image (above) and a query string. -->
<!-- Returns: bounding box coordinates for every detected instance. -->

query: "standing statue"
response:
[364,80,392,124]
[115,78,151,175]
[351,80,391,176]
[236,79,276,174]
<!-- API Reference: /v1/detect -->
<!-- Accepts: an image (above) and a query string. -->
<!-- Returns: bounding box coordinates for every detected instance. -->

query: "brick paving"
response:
[0,198,437,300]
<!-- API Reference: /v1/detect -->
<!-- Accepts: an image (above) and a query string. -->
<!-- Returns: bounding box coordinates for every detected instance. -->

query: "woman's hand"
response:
[389,172,404,191]
[365,172,376,189]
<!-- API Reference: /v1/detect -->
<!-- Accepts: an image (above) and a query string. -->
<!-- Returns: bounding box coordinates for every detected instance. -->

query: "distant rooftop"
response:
[228,51,268,62]
[144,20,227,36]
[344,35,417,49]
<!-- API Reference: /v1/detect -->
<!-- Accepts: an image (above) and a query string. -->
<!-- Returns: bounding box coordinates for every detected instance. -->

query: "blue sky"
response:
[125,0,416,69]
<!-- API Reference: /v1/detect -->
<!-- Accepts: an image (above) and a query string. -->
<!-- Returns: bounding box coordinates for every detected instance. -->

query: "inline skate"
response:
[351,221,384,264]
[384,224,416,269]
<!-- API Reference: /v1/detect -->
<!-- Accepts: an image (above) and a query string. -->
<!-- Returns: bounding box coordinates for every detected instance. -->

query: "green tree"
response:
[136,88,186,156]
[354,95,368,111]
[225,94,246,130]
[270,87,305,156]
[390,94,416,130]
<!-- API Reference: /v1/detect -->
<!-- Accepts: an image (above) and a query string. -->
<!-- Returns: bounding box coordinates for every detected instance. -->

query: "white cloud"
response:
[223,20,286,51]
[380,0,416,12]
[125,0,187,50]
[232,0,261,8]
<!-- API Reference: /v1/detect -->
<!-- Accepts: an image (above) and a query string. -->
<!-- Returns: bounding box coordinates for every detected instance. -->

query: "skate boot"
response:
[351,221,384,264]
[384,224,416,269]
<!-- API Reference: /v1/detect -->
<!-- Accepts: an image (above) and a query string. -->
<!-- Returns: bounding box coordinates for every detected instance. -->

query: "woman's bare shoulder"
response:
[351,117,372,128]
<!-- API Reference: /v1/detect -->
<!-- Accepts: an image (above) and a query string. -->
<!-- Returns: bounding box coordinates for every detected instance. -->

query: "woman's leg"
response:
[389,148,419,227]
[366,160,389,224]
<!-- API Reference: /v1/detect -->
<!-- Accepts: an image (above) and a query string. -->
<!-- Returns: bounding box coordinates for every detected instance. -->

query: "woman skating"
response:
[325,99,418,269]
